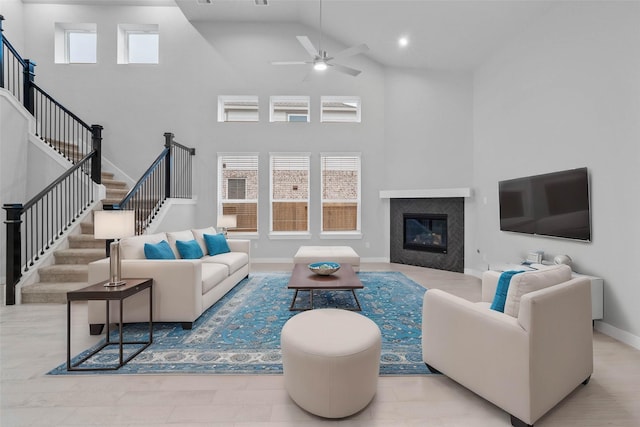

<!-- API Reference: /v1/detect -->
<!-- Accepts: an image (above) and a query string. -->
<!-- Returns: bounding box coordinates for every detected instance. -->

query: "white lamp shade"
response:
[94,210,135,239]
[217,214,237,229]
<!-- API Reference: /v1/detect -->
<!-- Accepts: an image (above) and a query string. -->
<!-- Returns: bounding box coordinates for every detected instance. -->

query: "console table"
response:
[67,278,153,371]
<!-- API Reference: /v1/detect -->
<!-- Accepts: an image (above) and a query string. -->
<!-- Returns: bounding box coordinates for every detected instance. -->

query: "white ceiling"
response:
[24,0,559,70]
[175,0,559,70]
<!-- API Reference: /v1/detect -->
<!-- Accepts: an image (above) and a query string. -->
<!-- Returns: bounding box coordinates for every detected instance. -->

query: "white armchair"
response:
[422,265,593,427]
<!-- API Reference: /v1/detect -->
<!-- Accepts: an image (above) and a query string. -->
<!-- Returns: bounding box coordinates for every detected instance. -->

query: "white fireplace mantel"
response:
[379,188,472,199]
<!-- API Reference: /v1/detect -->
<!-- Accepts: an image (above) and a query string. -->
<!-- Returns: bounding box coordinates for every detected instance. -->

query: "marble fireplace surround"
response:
[380,189,472,273]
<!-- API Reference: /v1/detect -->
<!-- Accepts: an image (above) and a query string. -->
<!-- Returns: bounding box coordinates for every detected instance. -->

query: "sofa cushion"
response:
[204,233,231,256]
[176,239,204,260]
[144,240,176,260]
[504,264,572,317]
[120,233,167,259]
[166,230,197,258]
[191,227,217,255]
[203,252,249,275]
[201,262,229,295]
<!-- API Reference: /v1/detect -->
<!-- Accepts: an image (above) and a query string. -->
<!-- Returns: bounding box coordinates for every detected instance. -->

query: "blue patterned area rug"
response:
[49,272,431,376]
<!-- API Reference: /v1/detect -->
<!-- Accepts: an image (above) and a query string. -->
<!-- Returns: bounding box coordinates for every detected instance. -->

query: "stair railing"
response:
[1,16,93,164]
[3,127,103,305]
[2,16,105,305]
[105,133,195,235]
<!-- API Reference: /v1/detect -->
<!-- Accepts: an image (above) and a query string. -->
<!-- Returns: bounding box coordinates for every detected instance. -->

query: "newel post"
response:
[22,59,36,114]
[91,125,103,184]
[3,203,24,305]
[164,132,173,199]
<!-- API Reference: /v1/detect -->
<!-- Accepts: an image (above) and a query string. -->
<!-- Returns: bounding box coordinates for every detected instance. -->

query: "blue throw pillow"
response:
[176,239,204,259]
[203,233,230,256]
[490,270,524,312]
[144,240,176,260]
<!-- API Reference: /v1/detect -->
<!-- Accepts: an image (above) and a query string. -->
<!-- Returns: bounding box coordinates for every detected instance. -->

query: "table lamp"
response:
[217,214,237,237]
[94,210,135,287]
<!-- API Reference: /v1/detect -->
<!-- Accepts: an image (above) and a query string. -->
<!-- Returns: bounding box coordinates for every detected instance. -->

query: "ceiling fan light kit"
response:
[270,0,369,77]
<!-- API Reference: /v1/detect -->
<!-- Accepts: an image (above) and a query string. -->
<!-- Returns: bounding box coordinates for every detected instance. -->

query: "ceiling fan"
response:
[271,0,369,77]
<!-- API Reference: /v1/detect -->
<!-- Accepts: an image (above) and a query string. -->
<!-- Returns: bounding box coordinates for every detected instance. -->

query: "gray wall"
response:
[469,1,640,339]
[5,1,640,341]
[12,3,473,264]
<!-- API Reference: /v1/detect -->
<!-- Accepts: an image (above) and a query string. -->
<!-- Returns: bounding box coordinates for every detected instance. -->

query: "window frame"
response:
[117,24,159,65]
[218,95,260,122]
[269,153,311,238]
[54,23,97,64]
[217,153,259,236]
[320,96,361,123]
[320,153,362,238]
[270,96,310,123]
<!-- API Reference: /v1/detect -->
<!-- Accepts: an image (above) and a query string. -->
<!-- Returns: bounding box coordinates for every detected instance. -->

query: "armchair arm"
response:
[422,289,530,419]
[518,277,593,422]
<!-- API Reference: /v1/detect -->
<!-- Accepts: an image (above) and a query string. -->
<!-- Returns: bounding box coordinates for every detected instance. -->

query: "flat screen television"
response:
[498,167,591,241]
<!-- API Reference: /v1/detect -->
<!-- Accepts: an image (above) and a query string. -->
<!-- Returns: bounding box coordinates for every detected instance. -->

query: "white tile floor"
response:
[2,263,639,426]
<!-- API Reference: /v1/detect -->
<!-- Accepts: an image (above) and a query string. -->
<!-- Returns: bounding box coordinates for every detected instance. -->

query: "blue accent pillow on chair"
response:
[203,233,230,256]
[144,240,176,260]
[490,270,524,312]
[176,239,204,259]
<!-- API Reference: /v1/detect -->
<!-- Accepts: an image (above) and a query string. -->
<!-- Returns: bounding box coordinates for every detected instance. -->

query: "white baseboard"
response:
[595,321,640,351]
[464,268,484,278]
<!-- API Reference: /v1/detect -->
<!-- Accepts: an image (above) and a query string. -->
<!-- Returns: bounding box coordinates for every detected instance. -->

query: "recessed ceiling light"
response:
[398,37,409,47]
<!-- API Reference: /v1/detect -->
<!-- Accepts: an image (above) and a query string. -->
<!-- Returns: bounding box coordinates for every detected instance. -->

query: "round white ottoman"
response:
[281,308,382,418]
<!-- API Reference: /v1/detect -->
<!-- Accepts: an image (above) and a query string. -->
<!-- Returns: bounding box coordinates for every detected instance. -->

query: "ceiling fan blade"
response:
[331,63,362,77]
[333,43,369,59]
[296,36,319,58]
[270,61,308,65]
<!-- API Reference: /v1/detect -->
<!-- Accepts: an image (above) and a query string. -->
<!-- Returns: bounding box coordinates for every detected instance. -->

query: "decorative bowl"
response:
[308,262,341,276]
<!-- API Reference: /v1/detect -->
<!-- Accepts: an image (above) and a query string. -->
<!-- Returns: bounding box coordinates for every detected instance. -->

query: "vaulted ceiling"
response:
[24,0,560,70]
[175,0,558,70]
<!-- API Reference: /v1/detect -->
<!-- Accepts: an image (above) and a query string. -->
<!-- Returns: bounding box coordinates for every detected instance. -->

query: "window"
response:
[117,24,159,64]
[218,96,259,122]
[270,96,310,122]
[270,154,310,234]
[54,23,97,64]
[218,154,259,233]
[321,154,361,233]
[321,96,361,123]
[227,178,246,200]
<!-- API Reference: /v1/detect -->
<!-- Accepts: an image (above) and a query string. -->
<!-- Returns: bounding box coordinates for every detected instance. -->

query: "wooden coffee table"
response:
[287,263,363,311]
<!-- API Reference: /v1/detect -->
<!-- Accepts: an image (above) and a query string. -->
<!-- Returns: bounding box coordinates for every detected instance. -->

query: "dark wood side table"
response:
[67,278,153,371]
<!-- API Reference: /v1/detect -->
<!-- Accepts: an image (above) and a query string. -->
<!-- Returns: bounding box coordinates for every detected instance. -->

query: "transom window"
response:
[270,96,310,123]
[117,24,159,64]
[55,23,97,64]
[270,154,310,233]
[321,154,361,233]
[218,96,259,122]
[218,154,259,233]
[321,96,361,123]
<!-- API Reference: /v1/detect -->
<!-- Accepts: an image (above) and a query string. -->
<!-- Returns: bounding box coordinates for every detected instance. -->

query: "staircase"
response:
[20,172,129,303]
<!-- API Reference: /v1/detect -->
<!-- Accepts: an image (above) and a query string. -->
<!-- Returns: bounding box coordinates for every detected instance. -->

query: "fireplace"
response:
[403,213,447,254]
[390,198,464,272]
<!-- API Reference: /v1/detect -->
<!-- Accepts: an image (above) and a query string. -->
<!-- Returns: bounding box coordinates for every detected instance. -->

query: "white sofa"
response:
[422,264,593,427]
[87,227,250,334]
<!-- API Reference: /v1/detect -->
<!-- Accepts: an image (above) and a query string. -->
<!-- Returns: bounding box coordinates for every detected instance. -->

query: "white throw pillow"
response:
[166,230,198,259]
[504,264,572,317]
[191,226,217,255]
[119,233,167,260]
